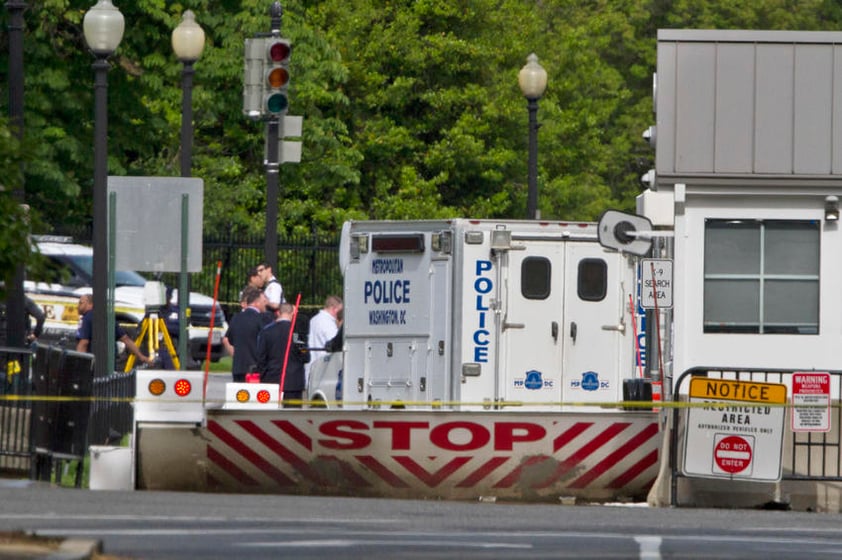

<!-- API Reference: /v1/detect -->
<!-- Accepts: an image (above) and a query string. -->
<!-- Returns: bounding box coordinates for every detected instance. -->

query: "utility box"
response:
[89,445,133,491]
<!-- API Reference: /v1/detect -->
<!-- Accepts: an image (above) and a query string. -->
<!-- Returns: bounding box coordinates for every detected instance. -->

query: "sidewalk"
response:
[0,533,101,559]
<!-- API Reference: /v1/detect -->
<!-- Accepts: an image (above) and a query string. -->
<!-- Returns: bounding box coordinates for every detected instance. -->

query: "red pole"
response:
[279,293,302,404]
[650,262,665,403]
[629,294,644,379]
[203,260,223,400]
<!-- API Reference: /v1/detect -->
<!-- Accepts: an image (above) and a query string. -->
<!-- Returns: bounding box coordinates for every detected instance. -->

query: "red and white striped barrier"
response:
[137,410,661,501]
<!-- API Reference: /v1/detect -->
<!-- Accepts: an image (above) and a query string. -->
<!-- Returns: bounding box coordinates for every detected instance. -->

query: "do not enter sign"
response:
[714,435,753,475]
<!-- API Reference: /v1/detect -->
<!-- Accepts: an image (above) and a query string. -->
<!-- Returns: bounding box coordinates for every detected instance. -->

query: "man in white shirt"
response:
[257,261,284,311]
[306,295,343,384]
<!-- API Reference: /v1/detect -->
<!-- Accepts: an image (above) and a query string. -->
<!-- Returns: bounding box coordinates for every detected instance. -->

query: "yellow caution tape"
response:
[0,395,835,409]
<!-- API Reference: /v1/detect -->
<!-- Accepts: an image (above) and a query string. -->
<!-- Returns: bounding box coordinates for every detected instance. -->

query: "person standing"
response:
[256,302,309,407]
[256,261,284,312]
[306,295,343,384]
[75,293,153,366]
[222,286,271,382]
[237,267,265,308]
[24,296,46,343]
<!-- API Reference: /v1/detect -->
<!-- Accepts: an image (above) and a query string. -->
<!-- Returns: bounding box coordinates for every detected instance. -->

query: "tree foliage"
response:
[3,0,842,267]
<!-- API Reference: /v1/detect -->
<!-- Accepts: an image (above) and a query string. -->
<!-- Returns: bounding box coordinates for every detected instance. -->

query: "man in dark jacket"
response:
[222,286,271,382]
[256,302,309,407]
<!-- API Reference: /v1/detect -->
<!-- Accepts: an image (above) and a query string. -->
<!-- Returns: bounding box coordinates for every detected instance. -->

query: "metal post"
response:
[179,194,189,370]
[107,191,116,375]
[92,56,111,379]
[526,97,540,220]
[5,1,28,349]
[264,2,283,271]
[179,61,195,368]
[265,118,280,272]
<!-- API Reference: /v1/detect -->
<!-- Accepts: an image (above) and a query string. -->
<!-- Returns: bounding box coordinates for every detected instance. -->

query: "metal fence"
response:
[0,344,135,486]
[50,226,343,317]
[185,229,342,313]
[669,367,842,507]
[0,346,33,475]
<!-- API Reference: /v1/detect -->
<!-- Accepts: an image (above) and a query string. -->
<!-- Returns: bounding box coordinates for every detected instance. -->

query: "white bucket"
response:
[89,445,133,491]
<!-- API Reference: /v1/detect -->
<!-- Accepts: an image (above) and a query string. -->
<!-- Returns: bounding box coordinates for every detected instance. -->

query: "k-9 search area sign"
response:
[683,377,787,482]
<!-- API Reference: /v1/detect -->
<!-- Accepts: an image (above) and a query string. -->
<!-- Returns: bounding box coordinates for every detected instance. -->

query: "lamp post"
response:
[518,53,548,220]
[5,1,27,350]
[83,0,124,380]
[172,10,205,369]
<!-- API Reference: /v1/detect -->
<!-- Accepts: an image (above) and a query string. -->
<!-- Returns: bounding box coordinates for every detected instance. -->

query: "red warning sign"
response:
[792,372,831,432]
[714,435,752,474]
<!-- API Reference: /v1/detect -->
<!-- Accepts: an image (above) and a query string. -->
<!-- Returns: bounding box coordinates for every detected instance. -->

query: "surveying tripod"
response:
[124,307,180,372]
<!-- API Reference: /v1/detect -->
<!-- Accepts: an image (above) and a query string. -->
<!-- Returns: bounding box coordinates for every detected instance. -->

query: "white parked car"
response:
[25,237,227,367]
[307,350,343,408]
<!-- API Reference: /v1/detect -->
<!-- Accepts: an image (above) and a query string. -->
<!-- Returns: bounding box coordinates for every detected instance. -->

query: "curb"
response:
[46,539,102,560]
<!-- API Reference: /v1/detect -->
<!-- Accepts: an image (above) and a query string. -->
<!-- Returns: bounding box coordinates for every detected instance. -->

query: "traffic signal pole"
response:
[266,117,280,273]
[242,1,296,273]
[264,2,283,272]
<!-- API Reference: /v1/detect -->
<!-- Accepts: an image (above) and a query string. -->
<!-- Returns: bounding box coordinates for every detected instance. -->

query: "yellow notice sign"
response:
[689,377,787,404]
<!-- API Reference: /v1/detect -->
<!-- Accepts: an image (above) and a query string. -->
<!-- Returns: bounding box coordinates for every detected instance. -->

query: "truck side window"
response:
[521,256,551,300]
[578,258,607,302]
[704,219,819,334]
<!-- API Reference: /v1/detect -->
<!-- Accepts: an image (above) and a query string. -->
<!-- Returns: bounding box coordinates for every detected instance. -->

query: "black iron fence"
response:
[49,226,343,318]
[0,346,33,475]
[176,229,342,314]
[0,344,135,486]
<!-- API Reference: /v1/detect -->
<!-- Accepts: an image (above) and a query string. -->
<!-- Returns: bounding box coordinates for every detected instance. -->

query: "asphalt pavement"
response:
[0,480,100,560]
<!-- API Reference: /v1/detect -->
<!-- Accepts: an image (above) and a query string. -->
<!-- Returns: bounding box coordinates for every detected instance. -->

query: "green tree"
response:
[5,0,842,245]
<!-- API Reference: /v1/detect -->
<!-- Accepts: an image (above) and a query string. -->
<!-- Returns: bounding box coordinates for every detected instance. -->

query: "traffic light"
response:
[242,38,264,118]
[264,38,290,116]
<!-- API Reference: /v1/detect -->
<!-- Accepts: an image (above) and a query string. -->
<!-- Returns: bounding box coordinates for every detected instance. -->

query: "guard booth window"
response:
[578,258,607,301]
[521,256,551,300]
[704,219,819,334]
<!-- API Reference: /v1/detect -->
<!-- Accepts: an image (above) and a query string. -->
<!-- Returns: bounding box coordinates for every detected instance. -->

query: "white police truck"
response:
[308,218,650,411]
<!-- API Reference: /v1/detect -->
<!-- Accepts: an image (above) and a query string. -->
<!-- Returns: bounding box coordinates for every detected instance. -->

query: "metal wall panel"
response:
[675,43,715,172]
[754,44,794,174]
[655,42,677,176]
[793,45,833,174]
[656,30,842,181]
[714,44,754,173]
[834,47,842,173]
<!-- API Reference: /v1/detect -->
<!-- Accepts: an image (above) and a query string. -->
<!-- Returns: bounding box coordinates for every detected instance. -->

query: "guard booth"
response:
[641,29,842,511]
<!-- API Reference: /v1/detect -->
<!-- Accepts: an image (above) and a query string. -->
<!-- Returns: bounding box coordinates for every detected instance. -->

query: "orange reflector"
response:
[174,379,192,397]
[267,67,289,88]
[148,378,166,396]
[236,389,250,403]
[257,390,271,404]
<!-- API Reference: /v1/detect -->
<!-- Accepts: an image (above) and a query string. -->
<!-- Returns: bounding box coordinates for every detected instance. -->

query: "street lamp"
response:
[83,0,124,380]
[172,10,205,369]
[518,53,548,220]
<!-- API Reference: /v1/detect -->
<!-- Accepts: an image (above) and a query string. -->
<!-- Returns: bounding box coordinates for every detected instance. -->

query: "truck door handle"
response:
[570,321,577,342]
[551,321,558,342]
[503,321,525,331]
[601,323,626,333]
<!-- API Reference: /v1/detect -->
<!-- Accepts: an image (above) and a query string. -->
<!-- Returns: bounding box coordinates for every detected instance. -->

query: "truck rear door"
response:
[499,240,631,408]
[498,241,565,406]
[561,244,631,407]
